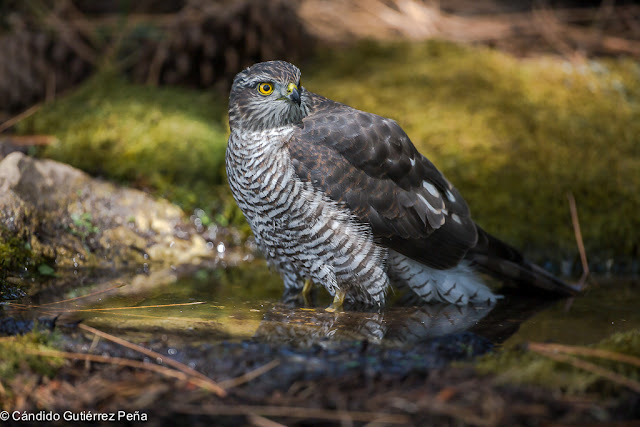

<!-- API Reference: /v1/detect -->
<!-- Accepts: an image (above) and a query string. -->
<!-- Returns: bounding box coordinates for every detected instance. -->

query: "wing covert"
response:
[288,93,478,269]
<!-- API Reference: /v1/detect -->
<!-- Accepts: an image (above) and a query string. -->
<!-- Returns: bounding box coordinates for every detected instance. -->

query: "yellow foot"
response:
[301,278,313,306]
[325,289,346,312]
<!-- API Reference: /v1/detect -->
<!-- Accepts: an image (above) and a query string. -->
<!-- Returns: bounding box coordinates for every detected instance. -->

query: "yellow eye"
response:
[258,82,274,95]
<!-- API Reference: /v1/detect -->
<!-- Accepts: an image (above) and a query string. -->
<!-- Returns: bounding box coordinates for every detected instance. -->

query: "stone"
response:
[0,152,214,272]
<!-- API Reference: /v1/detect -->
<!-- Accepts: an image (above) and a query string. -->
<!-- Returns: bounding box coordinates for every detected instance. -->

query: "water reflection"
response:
[254,302,495,347]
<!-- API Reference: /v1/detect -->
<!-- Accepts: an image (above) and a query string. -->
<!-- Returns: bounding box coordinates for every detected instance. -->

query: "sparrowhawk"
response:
[226,60,578,310]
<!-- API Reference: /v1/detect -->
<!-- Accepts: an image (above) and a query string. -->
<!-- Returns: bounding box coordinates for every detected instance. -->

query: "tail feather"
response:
[467,226,580,296]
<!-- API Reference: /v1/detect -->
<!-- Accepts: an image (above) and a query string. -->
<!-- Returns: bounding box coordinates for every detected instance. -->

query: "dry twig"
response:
[42,3,98,66]
[0,104,43,133]
[78,324,226,397]
[174,403,411,424]
[247,414,288,427]
[528,342,640,369]
[32,301,205,313]
[415,395,503,426]
[567,192,589,289]
[35,283,127,306]
[528,342,640,393]
[219,360,281,389]
[20,348,223,392]
[0,135,55,146]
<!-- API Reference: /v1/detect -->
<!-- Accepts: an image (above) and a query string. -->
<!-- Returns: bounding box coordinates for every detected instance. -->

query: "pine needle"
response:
[528,342,640,368]
[528,342,640,393]
[567,192,589,289]
[174,403,411,424]
[36,283,127,306]
[78,324,226,397]
[0,103,42,133]
[21,348,224,393]
[13,301,206,313]
[218,360,281,389]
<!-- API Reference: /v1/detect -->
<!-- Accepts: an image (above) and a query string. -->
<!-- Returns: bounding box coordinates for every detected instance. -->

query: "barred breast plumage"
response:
[226,126,389,305]
[226,60,579,310]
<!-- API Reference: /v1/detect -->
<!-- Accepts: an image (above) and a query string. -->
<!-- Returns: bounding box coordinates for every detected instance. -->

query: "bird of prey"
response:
[226,60,578,310]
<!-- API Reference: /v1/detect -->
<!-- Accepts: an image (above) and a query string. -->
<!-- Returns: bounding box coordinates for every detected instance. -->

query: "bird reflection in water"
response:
[254,288,559,348]
[253,300,495,348]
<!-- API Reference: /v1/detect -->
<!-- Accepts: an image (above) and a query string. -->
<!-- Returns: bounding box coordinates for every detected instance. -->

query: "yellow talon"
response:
[302,278,313,297]
[325,289,346,312]
[301,278,313,306]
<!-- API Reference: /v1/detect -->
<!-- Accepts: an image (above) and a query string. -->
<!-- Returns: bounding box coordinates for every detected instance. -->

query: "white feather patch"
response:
[387,250,499,305]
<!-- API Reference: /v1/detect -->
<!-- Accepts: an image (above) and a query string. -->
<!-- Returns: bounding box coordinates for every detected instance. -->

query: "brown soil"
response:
[6,328,639,426]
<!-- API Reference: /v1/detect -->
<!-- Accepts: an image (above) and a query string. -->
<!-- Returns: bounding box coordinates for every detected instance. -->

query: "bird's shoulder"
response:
[287,91,478,269]
[295,92,426,186]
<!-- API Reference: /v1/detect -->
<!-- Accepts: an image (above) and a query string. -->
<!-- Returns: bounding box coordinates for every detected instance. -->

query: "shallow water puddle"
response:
[6,263,640,348]
[501,279,640,346]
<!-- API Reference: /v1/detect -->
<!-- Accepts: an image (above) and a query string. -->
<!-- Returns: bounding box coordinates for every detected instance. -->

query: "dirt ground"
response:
[4,324,638,426]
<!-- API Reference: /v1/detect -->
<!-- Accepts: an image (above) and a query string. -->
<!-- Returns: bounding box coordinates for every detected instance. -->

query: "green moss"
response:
[0,227,40,298]
[0,226,56,292]
[476,329,640,395]
[0,228,33,273]
[303,41,640,262]
[18,71,237,222]
[0,330,64,381]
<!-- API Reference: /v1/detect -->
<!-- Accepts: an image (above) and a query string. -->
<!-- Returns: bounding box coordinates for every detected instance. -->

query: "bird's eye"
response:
[258,82,274,95]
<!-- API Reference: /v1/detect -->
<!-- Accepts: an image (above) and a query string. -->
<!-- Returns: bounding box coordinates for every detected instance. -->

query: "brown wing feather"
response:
[288,92,478,269]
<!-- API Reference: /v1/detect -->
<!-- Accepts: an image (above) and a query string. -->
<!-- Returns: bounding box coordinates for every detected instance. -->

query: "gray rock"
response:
[0,152,213,271]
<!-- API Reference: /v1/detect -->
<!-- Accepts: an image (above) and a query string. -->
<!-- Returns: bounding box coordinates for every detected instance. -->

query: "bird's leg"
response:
[325,289,346,312]
[301,278,313,306]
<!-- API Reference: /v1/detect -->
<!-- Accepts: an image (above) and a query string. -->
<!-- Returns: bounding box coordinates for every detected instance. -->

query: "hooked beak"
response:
[286,82,301,106]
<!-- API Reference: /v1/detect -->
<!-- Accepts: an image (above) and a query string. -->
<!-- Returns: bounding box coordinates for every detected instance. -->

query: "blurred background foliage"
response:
[1,0,639,270]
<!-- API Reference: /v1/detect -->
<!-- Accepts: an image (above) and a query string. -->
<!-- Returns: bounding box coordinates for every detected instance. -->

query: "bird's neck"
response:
[230,126,296,153]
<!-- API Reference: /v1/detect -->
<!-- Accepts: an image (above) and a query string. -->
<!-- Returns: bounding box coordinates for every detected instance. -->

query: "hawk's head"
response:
[228,61,308,132]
